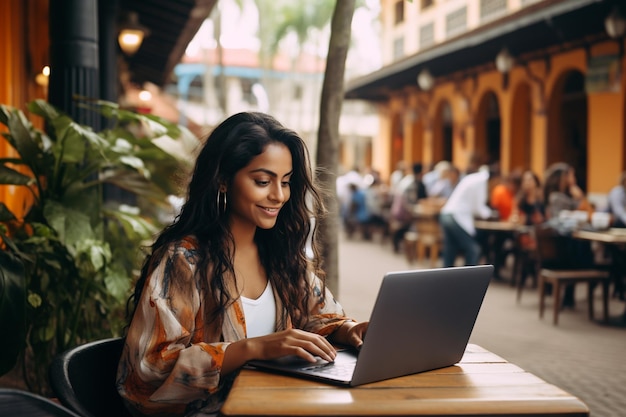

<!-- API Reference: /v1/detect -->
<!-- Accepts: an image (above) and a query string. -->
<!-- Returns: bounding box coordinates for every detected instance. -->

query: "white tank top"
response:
[241,281,276,337]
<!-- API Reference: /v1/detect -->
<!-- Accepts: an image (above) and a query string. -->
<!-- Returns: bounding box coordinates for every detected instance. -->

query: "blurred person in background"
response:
[543,162,593,308]
[487,169,522,278]
[543,162,590,220]
[608,171,626,228]
[512,170,545,226]
[337,166,364,229]
[389,162,427,252]
[439,164,498,268]
[389,160,406,195]
[422,160,449,196]
[429,164,460,199]
[490,170,522,221]
[363,173,390,239]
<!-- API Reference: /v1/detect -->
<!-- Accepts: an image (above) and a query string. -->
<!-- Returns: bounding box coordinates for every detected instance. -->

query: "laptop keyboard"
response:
[303,362,355,379]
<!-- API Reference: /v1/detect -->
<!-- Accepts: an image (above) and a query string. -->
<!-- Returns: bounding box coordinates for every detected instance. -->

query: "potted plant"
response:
[0,99,195,393]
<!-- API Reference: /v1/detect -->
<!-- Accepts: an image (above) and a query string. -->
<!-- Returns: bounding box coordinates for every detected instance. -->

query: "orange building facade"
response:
[0,0,49,216]
[346,0,626,203]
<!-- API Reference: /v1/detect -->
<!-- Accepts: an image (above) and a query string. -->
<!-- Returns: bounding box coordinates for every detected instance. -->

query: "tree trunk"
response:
[316,0,355,297]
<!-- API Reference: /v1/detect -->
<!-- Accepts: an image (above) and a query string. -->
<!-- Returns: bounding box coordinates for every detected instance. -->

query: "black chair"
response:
[49,337,132,417]
[0,388,81,417]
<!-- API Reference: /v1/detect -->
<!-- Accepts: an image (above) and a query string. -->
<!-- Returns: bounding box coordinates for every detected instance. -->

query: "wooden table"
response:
[474,220,529,284]
[220,344,589,417]
[474,219,525,232]
[572,228,626,310]
[572,228,626,245]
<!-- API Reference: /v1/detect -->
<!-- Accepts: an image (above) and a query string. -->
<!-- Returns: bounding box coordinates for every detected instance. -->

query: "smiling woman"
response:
[117,112,369,417]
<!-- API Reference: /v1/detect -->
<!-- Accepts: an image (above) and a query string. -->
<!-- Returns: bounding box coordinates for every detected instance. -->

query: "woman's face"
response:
[228,142,293,230]
[521,171,536,192]
[566,168,577,186]
[558,169,572,191]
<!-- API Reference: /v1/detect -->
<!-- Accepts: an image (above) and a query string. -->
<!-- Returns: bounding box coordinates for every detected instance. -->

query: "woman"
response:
[542,162,592,307]
[117,112,368,416]
[514,170,544,226]
[543,162,588,219]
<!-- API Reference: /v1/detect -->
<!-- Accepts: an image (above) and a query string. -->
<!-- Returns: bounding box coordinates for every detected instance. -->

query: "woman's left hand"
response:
[331,321,369,350]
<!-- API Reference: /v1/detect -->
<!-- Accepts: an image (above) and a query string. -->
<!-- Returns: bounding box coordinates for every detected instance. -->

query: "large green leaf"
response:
[43,200,95,246]
[0,203,17,222]
[66,121,109,151]
[0,250,26,375]
[5,109,41,176]
[0,104,10,126]
[0,164,35,186]
[101,169,170,202]
[27,99,61,121]
[105,208,159,240]
[56,128,87,164]
[104,265,132,301]
[73,238,111,276]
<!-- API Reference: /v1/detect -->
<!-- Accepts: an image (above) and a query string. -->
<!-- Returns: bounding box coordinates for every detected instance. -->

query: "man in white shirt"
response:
[439,165,496,267]
[423,160,450,196]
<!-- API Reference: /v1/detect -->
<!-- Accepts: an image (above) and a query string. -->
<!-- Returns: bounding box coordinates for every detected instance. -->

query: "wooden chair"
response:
[404,200,444,267]
[534,225,610,325]
[513,228,539,302]
[403,230,419,263]
[414,213,443,267]
[49,337,132,417]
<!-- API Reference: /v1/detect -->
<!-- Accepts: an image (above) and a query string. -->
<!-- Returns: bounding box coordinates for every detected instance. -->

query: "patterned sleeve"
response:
[302,273,355,336]
[117,239,233,416]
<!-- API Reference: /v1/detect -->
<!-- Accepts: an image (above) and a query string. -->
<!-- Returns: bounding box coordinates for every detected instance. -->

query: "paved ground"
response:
[337,232,626,417]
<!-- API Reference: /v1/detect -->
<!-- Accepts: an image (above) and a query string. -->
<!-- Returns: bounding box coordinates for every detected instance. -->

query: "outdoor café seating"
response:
[404,198,445,266]
[534,225,611,325]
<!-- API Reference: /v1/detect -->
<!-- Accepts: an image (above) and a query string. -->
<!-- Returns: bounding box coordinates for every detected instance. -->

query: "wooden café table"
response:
[219,344,589,417]
[572,228,626,307]
[474,220,528,284]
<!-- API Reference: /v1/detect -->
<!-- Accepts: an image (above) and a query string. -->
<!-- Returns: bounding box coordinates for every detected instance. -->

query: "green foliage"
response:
[0,99,191,393]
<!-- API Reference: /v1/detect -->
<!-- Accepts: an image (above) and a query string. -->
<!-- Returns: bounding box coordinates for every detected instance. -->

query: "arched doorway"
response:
[547,70,588,191]
[476,91,501,165]
[433,100,453,163]
[510,82,532,171]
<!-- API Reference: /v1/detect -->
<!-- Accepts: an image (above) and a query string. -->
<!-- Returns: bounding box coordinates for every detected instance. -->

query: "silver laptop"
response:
[247,264,492,386]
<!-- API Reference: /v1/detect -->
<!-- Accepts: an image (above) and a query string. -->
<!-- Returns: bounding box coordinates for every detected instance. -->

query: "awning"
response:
[345,0,616,101]
[120,0,217,87]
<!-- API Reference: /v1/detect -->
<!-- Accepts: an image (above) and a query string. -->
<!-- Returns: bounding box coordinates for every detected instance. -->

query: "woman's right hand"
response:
[569,184,584,200]
[248,329,337,363]
[221,329,336,376]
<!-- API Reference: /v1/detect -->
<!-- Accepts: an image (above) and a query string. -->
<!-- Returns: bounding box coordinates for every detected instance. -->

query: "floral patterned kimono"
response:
[116,237,353,417]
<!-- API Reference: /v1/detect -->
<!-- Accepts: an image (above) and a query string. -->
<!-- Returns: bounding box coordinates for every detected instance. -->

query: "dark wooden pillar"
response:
[98,0,118,104]
[48,0,99,129]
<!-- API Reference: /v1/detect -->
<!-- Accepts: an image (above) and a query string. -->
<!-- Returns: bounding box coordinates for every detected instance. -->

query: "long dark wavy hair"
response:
[129,112,327,329]
[543,162,571,203]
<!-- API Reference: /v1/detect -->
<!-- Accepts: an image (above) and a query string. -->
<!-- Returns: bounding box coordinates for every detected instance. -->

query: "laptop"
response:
[246,264,493,386]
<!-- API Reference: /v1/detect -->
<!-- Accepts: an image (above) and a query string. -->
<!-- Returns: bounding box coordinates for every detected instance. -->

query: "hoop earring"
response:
[216,190,227,214]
